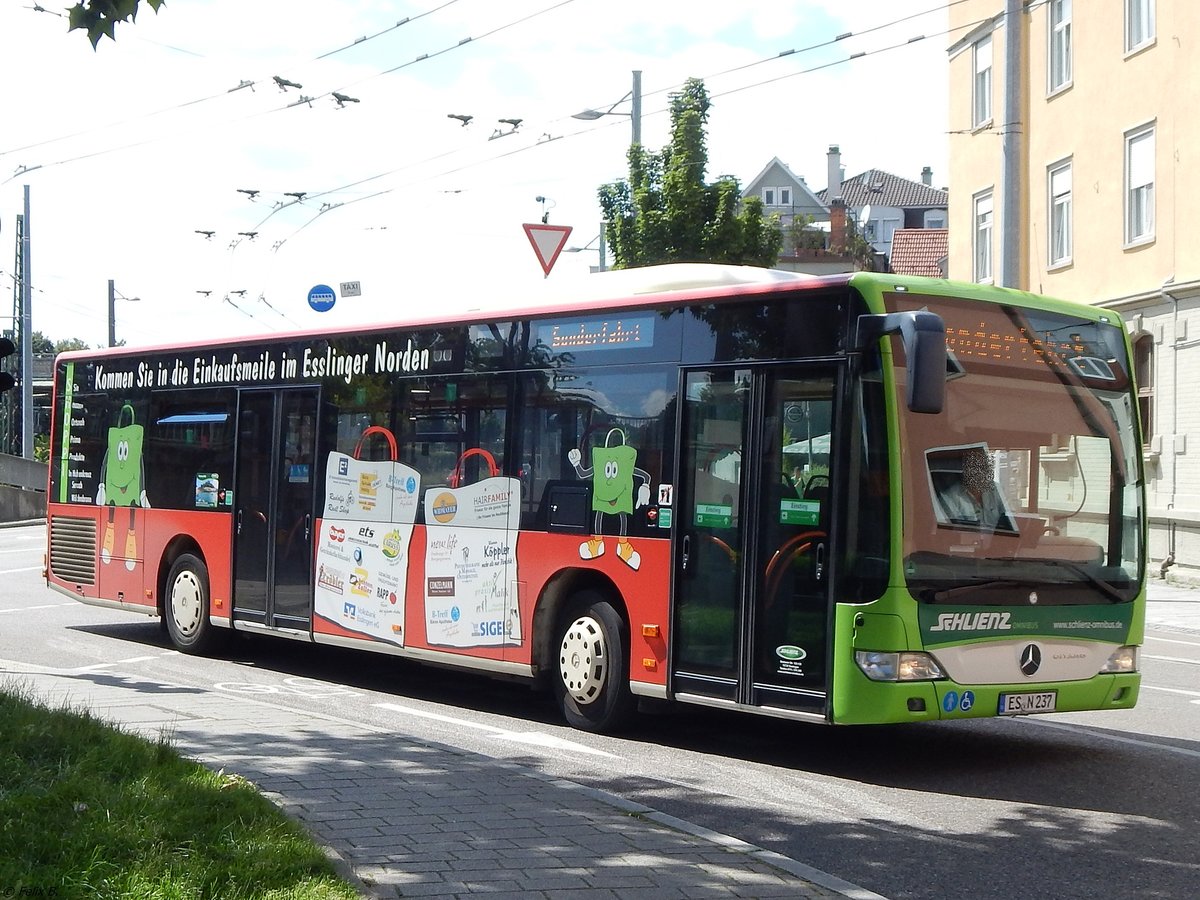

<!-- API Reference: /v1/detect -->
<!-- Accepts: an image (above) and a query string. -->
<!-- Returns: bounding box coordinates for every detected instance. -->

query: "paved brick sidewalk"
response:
[8,665,871,900]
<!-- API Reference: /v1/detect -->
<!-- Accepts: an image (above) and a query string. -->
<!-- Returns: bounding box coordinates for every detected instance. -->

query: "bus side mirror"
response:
[856,311,946,414]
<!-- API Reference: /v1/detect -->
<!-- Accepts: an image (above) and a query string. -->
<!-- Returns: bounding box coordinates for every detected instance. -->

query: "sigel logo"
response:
[929,611,1012,632]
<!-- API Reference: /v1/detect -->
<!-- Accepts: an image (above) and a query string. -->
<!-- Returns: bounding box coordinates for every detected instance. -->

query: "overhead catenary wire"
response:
[9,2,978,341]
[1,0,467,160]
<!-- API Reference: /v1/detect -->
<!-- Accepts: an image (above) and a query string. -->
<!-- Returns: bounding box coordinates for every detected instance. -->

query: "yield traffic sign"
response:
[522,223,573,276]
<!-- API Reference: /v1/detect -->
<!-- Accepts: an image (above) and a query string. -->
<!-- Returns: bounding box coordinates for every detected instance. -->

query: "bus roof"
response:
[58,264,840,361]
[57,264,1120,361]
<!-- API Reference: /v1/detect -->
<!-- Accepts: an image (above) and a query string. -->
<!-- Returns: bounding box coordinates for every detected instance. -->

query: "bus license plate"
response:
[998,691,1057,715]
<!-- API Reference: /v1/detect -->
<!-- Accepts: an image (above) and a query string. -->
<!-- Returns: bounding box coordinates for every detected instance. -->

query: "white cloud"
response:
[0,0,948,349]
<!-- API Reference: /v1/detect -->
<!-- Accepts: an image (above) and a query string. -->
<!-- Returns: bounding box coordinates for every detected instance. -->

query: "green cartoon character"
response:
[96,403,150,570]
[568,428,651,570]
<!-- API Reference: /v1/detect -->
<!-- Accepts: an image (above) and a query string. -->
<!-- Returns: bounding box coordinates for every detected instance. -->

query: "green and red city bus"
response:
[44,264,1145,730]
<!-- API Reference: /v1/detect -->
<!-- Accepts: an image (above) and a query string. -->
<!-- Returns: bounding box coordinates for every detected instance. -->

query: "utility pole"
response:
[630,70,642,147]
[999,0,1023,289]
[20,186,33,459]
[108,279,116,347]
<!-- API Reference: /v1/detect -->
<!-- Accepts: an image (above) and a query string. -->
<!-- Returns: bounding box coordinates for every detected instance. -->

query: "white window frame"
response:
[1125,0,1155,53]
[762,188,775,205]
[1049,0,1072,94]
[1124,124,1155,246]
[779,187,791,206]
[1048,160,1073,267]
[973,190,994,283]
[973,35,993,127]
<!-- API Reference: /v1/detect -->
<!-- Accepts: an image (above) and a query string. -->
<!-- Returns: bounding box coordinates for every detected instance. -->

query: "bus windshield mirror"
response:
[856,310,946,415]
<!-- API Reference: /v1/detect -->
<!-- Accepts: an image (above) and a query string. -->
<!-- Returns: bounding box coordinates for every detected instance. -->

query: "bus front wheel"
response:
[553,592,635,733]
[164,553,220,655]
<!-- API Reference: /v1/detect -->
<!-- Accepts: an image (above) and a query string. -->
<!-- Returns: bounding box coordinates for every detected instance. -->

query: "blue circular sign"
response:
[308,284,336,312]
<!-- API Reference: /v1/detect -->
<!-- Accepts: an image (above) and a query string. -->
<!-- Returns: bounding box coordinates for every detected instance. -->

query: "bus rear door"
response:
[673,365,838,717]
[233,388,320,634]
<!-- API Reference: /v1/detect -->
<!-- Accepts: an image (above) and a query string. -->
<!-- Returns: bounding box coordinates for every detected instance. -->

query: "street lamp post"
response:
[565,222,609,272]
[108,280,140,347]
[572,70,642,146]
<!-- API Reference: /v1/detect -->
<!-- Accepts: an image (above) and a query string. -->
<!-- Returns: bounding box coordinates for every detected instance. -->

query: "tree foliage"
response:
[68,0,165,49]
[598,79,782,270]
[30,332,90,354]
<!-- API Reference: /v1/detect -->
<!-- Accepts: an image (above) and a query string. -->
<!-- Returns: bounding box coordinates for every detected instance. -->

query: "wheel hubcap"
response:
[171,571,202,637]
[559,615,606,705]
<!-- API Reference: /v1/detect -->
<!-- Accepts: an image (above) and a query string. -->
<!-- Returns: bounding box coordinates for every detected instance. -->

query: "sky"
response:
[0,0,957,351]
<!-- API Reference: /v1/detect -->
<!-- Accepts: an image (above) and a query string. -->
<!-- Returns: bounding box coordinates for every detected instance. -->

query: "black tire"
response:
[553,591,635,733]
[163,553,223,655]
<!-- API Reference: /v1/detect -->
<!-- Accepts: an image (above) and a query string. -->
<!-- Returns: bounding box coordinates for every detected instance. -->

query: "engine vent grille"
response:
[50,516,97,585]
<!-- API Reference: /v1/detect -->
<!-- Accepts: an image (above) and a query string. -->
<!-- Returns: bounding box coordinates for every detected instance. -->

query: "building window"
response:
[1134,333,1153,446]
[973,191,993,283]
[1048,160,1072,266]
[1125,0,1155,52]
[762,187,793,207]
[973,35,992,127]
[1125,125,1155,245]
[1049,0,1072,92]
[924,211,947,229]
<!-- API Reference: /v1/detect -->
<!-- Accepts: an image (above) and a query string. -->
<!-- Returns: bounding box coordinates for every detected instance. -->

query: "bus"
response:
[44,264,1145,731]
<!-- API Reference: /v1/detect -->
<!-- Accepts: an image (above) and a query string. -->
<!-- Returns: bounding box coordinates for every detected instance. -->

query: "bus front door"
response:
[233,389,320,633]
[673,366,837,716]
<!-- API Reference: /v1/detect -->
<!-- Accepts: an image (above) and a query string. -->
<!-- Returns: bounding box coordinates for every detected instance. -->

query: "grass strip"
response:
[0,685,360,899]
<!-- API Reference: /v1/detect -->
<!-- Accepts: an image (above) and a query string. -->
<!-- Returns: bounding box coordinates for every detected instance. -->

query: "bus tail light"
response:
[1100,646,1138,674]
[855,650,946,682]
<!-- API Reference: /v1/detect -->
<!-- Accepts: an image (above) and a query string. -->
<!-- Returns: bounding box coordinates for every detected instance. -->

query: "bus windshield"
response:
[886,292,1143,606]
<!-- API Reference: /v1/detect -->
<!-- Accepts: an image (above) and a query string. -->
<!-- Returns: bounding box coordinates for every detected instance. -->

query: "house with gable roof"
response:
[740,156,829,227]
[742,146,949,273]
[741,156,857,274]
[816,145,948,260]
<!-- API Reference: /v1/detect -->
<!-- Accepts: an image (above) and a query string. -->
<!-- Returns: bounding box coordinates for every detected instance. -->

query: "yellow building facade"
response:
[948,0,1200,580]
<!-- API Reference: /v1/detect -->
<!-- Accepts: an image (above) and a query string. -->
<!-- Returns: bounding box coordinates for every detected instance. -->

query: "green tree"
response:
[54,337,91,352]
[599,78,782,269]
[69,0,165,48]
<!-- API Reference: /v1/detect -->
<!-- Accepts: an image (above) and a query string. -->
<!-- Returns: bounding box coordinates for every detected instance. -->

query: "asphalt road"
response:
[3,522,1197,900]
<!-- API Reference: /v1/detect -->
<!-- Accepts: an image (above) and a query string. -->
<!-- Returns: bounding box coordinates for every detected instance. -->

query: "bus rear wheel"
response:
[553,592,635,733]
[164,553,221,655]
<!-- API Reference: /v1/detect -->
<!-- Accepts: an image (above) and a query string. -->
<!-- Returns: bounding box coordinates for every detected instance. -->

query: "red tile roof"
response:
[889,228,948,277]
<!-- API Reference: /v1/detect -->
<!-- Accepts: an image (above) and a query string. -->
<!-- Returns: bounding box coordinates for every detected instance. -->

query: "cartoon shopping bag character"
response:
[96,403,150,570]
[567,428,651,570]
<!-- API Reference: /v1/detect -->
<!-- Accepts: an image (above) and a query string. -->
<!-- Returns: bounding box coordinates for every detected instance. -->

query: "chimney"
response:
[921,166,933,186]
[827,144,842,200]
[830,198,847,255]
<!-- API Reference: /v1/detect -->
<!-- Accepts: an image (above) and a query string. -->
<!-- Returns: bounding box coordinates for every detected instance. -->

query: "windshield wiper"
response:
[1038,559,1127,603]
[930,578,1042,603]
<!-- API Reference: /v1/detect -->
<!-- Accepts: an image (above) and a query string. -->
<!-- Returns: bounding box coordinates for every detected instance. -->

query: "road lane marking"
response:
[0,602,75,612]
[1029,718,1200,757]
[1145,636,1200,647]
[1143,654,1200,666]
[72,654,167,672]
[0,566,44,575]
[1141,684,1200,699]
[375,701,621,758]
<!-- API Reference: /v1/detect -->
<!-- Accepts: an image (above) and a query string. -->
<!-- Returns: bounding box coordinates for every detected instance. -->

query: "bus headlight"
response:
[1099,645,1139,674]
[855,650,946,682]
